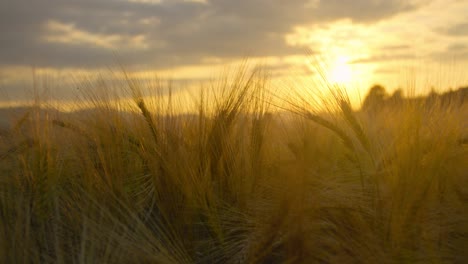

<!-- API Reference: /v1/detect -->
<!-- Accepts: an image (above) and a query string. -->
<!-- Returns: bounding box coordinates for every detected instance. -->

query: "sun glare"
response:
[328,57,352,85]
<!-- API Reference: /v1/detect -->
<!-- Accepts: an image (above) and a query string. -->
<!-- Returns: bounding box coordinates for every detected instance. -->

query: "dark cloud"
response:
[307,0,420,22]
[0,0,426,69]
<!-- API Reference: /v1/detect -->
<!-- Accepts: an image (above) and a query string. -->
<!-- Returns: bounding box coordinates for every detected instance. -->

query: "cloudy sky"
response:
[1,0,468,106]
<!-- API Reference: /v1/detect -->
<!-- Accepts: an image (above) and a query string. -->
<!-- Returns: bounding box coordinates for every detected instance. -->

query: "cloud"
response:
[373,67,399,75]
[379,44,412,51]
[439,22,468,36]
[351,53,418,64]
[431,42,468,62]
[0,0,427,70]
[447,43,467,51]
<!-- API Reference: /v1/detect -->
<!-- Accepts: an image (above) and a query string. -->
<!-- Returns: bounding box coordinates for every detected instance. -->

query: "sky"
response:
[1,0,468,107]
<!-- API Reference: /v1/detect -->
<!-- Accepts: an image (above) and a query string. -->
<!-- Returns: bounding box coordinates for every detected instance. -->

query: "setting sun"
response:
[328,57,353,85]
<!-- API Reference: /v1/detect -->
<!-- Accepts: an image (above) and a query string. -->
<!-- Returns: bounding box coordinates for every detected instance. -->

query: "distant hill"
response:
[0,106,62,132]
[0,107,31,130]
[1,86,467,130]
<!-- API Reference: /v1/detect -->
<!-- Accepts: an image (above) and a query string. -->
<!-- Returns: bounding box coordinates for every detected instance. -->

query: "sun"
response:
[328,57,353,85]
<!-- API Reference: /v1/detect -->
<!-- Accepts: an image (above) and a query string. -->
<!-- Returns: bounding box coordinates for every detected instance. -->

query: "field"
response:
[0,69,467,263]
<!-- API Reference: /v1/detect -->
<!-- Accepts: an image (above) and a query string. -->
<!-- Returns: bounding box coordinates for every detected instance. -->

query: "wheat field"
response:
[0,68,467,263]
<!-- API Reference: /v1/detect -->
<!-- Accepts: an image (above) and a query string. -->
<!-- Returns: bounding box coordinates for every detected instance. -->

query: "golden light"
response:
[327,56,353,85]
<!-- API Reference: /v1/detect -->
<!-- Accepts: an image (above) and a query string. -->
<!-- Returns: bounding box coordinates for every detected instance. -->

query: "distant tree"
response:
[388,89,403,105]
[362,84,388,111]
[427,88,439,104]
